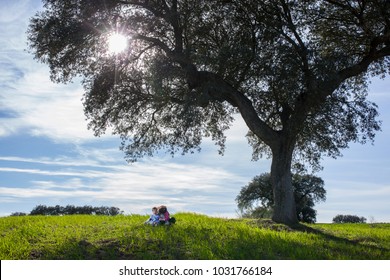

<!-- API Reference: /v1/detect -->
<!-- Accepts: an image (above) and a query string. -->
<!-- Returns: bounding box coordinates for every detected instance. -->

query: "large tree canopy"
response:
[28,0,390,225]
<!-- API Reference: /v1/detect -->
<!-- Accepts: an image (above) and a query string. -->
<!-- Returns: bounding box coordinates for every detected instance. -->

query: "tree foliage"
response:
[236,173,326,223]
[27,0,390,224]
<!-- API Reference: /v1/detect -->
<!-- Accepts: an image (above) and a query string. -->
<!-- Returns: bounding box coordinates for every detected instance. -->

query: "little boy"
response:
[144,207,160,225]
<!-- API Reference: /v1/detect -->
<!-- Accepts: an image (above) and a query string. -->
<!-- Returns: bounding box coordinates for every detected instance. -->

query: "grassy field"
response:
[0,213,389,260]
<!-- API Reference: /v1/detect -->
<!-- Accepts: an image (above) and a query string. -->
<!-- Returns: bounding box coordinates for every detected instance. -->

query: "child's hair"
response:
[158,205,167,214]
[152,207,157,211]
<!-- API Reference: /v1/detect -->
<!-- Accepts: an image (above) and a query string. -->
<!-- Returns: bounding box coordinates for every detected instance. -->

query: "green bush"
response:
[332,214,367,224]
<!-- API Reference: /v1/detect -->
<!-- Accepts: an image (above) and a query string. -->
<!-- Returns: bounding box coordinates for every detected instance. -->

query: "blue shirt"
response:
[148,214,160,223]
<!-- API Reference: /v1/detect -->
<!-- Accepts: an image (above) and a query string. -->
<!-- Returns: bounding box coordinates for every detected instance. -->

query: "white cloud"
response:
[0,156,101,168]
[1,66,99,142]
[0,167,105,178]
[0,153,249,216]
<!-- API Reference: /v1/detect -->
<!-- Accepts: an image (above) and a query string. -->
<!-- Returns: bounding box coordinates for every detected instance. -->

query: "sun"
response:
[107,32,128,54]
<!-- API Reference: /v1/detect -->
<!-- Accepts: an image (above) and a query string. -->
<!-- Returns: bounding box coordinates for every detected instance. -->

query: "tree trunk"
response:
[270,138,298,225]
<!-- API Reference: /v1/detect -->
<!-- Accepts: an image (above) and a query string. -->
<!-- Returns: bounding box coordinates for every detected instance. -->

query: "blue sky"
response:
[0,0,389,222]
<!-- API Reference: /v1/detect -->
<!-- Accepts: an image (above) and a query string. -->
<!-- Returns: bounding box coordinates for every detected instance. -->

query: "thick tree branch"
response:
[193,71,278,146]
[339,44,390,81]
[132,34,172,53]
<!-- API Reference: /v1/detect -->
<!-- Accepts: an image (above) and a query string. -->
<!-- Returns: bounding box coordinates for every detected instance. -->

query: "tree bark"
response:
[270,137,298,225]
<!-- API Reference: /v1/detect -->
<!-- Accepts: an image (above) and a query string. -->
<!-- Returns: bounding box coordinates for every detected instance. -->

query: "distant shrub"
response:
[332,214,367,224]
[29,204,123,216]
[10,212,27,216]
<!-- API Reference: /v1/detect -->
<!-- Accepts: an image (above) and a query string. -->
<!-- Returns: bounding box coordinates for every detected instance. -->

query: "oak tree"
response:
[28,0,389,224]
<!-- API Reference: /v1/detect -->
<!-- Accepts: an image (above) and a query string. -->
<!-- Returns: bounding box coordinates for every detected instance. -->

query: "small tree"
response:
[332,214,367,224]
[236,173,326,223]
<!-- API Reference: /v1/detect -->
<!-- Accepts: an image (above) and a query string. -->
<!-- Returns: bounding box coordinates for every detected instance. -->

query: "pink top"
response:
[160,211,170,221]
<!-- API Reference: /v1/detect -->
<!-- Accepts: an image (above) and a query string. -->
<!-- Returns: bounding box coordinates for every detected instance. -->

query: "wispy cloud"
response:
[0,152,250,215]
[0,156,101,167]
[0,167,106,178]
[0,0,101,143]
[0,66,99,142]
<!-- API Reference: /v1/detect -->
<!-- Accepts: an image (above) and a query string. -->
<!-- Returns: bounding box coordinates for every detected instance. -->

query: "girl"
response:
[158,205,170,225]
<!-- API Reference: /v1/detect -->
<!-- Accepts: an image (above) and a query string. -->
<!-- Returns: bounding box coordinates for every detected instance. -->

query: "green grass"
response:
[1,213,389,259]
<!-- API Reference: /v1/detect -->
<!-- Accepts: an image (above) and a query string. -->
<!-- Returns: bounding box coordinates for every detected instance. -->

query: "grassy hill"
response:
[1,213,389,259]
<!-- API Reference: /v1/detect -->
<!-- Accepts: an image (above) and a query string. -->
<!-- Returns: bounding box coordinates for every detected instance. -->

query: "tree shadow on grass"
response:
[293,223,387,247]
[272,220,389,259]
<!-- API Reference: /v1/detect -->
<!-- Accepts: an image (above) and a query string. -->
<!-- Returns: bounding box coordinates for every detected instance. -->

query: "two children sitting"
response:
[145,205,175,226]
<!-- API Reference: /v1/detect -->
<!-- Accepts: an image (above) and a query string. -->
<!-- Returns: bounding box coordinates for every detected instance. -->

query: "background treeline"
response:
[10,205,123,216]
